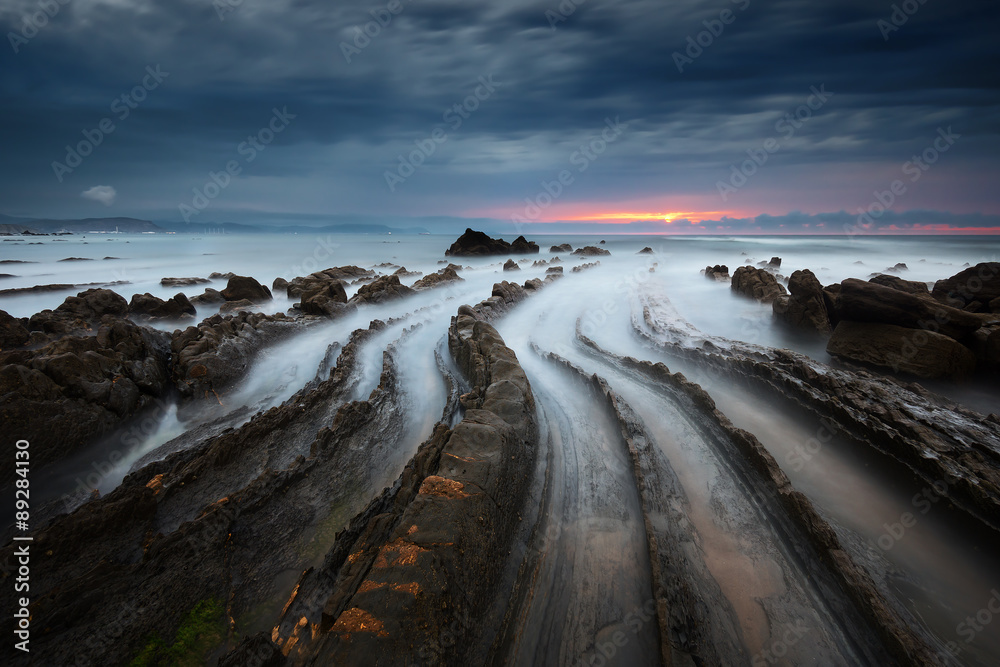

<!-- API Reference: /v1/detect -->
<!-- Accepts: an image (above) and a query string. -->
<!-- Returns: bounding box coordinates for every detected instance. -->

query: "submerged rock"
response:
[827,320,975,379]
[638,247,654,255]
[160,277,209,287]
[550,243,572,253]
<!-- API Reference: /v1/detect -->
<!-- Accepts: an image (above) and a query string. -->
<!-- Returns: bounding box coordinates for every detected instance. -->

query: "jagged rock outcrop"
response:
[1,290,172,478]
[412,266,464,290]
[510,235,540,254]
[550,243,572,253]
[190,288,225,305]
[287,267,374,299]
[773,269,831,334]
[445,228,537,256]
[827,321,976,379]
[299,280,349,318]
[220,275,272,303]
[0,308,29,348]
[171,310,296,400]
[503,259,520,271]
[129,292,197,321]
[731,266,787,303]
[572,246,611,257]
[349,274,414,305]
[704,264,729,280]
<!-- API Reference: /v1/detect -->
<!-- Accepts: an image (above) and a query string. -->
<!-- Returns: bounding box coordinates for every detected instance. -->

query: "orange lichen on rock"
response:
[331,607,388,638]
[372,538,429,569]
[145,474,164,494]
[418,475,470,499]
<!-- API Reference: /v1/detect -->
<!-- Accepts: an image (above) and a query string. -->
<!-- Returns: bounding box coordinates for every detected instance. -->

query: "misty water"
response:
[4,231,1000,665]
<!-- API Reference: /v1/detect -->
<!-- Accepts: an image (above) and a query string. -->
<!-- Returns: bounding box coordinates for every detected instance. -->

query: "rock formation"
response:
[731,266,787,303]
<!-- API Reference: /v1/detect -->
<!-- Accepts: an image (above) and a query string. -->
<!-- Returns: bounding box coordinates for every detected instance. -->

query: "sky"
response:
[1,0,998,234]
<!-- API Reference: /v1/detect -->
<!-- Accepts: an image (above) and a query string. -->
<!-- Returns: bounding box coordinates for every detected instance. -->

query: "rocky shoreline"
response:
[2,234,999,665]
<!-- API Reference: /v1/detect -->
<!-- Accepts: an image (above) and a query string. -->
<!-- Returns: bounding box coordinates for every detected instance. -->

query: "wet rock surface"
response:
[571,245,611,257]
[171,310,298,401]
[412,266,463,290]
[731,265,788,302]
[0,289,172,479]
[827,320,977,379]
[220,275,273,303]
[129,292,197,321]
[773,268,832,333]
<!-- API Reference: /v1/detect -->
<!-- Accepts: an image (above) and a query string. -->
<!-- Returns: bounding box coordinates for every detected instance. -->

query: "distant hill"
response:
[23,217,165,233]
[156,221,432,235]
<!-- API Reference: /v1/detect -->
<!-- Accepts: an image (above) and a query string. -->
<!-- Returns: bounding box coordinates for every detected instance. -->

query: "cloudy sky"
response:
[1,0,998,233]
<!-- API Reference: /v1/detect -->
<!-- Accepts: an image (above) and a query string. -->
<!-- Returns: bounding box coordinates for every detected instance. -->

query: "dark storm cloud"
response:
[0,0,997,224]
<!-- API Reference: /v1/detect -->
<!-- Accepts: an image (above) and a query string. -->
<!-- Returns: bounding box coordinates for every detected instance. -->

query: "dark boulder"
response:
[572,246,611,257]
[931,262,1000,310]
[272,277,289,292]
[772,269,831,334]
[705,265,729,280]
[510,235,540,254]
[348,274,414,305]
[160,277,209,287]
[1,299,172,478]
[28,288,130,335]
[731,266,787,303]
[219,299,258,314]
[546,266,563,275]
[503,259,520,271]
[412,266,464,290]
[220,275,272,303]
[129,293,197,320]
[445,228,512,256]
[190,288,225,305]
[838,278,983,341]
[0,309,30,348]
[768,257,781,268]
[868,274,930,295]
[300,280,349,317]
[550,244,572,253]
[638,247,654,255]
[827,321,975,380]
